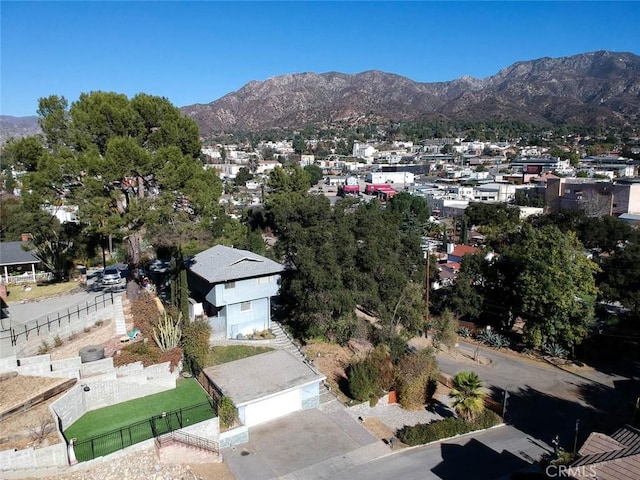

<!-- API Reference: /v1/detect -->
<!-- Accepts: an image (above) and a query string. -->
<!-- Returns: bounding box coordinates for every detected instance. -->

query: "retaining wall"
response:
[0,443,68,473]
[219,425,249,448]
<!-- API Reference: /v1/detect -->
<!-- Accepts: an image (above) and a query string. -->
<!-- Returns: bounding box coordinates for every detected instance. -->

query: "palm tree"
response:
[450,371,485,421]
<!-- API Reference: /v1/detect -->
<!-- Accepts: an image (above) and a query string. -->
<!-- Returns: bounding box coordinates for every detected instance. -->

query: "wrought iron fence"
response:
[68,399,217,462]
[0,292,114,346]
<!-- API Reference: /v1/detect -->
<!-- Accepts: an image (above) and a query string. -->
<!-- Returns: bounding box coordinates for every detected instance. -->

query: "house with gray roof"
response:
[0,241,41,284]
[204,350,325,427]
[187,245,285,340]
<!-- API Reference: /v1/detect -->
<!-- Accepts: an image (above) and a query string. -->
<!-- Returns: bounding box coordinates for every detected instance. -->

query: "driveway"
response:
[223,407,386,480]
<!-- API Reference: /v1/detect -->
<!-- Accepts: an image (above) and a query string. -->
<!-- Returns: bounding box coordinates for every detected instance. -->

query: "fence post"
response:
[11,328,17,346]
[24,324,29,341]
[58,312,61,327]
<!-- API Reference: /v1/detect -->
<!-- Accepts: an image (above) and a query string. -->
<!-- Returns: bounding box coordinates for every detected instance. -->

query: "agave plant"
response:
[476,330,511,349]
[457,327,472,338]
[544,342,569,359]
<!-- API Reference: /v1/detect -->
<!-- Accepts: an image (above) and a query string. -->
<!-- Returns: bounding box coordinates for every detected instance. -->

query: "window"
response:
[224,282,235,289]
[240,301,251,312]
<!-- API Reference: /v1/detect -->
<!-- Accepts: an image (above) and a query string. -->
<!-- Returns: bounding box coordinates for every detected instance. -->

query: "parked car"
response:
[101,266,122,285]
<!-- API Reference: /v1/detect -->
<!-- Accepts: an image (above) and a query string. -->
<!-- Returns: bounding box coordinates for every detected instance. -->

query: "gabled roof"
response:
[189,245,285,284]
[0,242,40,267]
[571,425,640,479]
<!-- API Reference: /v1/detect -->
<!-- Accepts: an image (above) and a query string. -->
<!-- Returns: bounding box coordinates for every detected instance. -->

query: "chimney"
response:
[21,233,33,242]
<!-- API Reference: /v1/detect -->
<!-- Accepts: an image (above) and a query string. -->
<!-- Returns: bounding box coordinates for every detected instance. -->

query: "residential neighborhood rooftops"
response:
[203,350,326,406]
[571,425,640,479]
[0,241,40,267]
[189,245,285,284]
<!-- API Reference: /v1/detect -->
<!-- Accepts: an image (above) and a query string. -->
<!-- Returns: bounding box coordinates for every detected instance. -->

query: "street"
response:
[335,425,549,480]
[435,341,637,453]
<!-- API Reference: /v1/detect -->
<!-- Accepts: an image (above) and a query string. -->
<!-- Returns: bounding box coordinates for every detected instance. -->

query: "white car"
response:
[101,266,122,285]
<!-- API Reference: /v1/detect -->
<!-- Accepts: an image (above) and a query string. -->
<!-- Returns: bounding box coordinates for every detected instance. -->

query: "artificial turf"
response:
[64,377,213,440]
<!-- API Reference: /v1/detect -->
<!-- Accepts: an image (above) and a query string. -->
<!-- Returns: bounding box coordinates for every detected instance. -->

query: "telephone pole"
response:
[425,248,430,334]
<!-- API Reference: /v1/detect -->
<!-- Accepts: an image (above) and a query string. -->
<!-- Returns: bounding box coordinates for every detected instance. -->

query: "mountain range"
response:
[181,50,640,136]
[2,50,639,144]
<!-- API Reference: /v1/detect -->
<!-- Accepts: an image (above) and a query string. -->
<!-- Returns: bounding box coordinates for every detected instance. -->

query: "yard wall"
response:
[218,424,249,448]
[0,443,68,473]
[51,362,179,430]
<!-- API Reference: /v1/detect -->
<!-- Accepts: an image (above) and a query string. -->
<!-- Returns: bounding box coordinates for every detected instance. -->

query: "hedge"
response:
[396,408,501,446]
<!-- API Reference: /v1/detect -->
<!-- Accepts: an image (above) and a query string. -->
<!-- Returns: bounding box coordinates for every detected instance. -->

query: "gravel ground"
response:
[20,445,236,480]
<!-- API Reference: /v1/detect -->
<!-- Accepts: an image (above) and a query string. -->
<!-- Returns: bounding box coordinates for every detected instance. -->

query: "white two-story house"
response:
[187,245,285,340]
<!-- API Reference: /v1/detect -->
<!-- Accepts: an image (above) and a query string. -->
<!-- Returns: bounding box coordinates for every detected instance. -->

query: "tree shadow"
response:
[432,438,530,480]
[427,398,455,418]
[488,380,637,452]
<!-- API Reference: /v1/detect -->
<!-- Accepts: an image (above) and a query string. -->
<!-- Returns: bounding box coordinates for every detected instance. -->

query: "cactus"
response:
[153,311,182,351]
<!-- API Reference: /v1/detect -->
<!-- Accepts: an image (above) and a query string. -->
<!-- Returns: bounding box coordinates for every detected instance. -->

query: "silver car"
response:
[101,266,122,285]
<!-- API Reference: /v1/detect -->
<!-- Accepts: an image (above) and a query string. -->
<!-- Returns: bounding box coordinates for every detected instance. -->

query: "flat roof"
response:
[204,350,326,406]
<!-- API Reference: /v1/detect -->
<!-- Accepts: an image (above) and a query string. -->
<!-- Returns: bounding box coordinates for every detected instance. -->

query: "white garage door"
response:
[244,388,301,426]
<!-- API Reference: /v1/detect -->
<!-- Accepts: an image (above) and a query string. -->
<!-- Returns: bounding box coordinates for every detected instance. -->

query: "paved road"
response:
[435,341,636,452]
[334,425,549,480]
[5,272,125,328]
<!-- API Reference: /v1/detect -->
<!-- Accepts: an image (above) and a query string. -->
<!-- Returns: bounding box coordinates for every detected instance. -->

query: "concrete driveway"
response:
[223,407,387,480]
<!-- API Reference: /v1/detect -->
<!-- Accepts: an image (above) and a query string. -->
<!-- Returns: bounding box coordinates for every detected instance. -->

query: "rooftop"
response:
[189,245,285,284]
[203,350,326,406]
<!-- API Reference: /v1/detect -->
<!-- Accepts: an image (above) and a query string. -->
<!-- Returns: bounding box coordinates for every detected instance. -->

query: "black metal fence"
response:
[0,292,114,346]
[68,399,217,462]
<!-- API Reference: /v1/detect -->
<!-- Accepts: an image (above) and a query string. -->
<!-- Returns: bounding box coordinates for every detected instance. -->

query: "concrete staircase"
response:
[114,295,128,335]
[270,322,307,362]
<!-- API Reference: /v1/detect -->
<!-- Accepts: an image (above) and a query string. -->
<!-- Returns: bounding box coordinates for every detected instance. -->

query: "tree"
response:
[450,371,485,421]
[304,164,324,186]
[431,309,458,351]
[234,167,253,186]
[28,228,74,281]
[491,223,598,350]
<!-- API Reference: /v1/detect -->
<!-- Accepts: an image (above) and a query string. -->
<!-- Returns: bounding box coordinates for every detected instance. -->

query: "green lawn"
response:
[207,345,273,366]
[64,378,213,440]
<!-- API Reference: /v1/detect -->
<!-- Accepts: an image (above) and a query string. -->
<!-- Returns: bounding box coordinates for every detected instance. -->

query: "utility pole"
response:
[502,389,509,421]
[425,248,430,334]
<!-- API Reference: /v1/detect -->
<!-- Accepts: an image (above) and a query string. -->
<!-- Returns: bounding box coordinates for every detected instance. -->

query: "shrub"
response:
[219,396,237,428]
[38,340,50,355]
[396,408,501,446]
[181,317,212,374]
[53,335,63,348]
[395,348,439,410]
[348,360,378,402]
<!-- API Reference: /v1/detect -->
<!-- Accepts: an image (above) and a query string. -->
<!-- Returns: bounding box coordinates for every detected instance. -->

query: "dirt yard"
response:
[302,341,355,401]
[0,319,120,451]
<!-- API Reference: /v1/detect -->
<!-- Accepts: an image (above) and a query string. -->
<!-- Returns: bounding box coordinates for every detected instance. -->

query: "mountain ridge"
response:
[2,51,638,143]
[181,50,640,135]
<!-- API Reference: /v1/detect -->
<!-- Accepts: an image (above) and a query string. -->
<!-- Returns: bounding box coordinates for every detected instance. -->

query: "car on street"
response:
[101,266,122,285]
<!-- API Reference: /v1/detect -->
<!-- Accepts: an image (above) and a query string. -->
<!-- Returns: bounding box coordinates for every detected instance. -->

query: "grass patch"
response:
[64,378,212,440]
[206,345,273,366]
[5,281,80,304]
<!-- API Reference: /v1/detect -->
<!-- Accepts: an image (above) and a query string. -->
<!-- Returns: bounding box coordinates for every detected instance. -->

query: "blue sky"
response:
[2,1,639,117]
